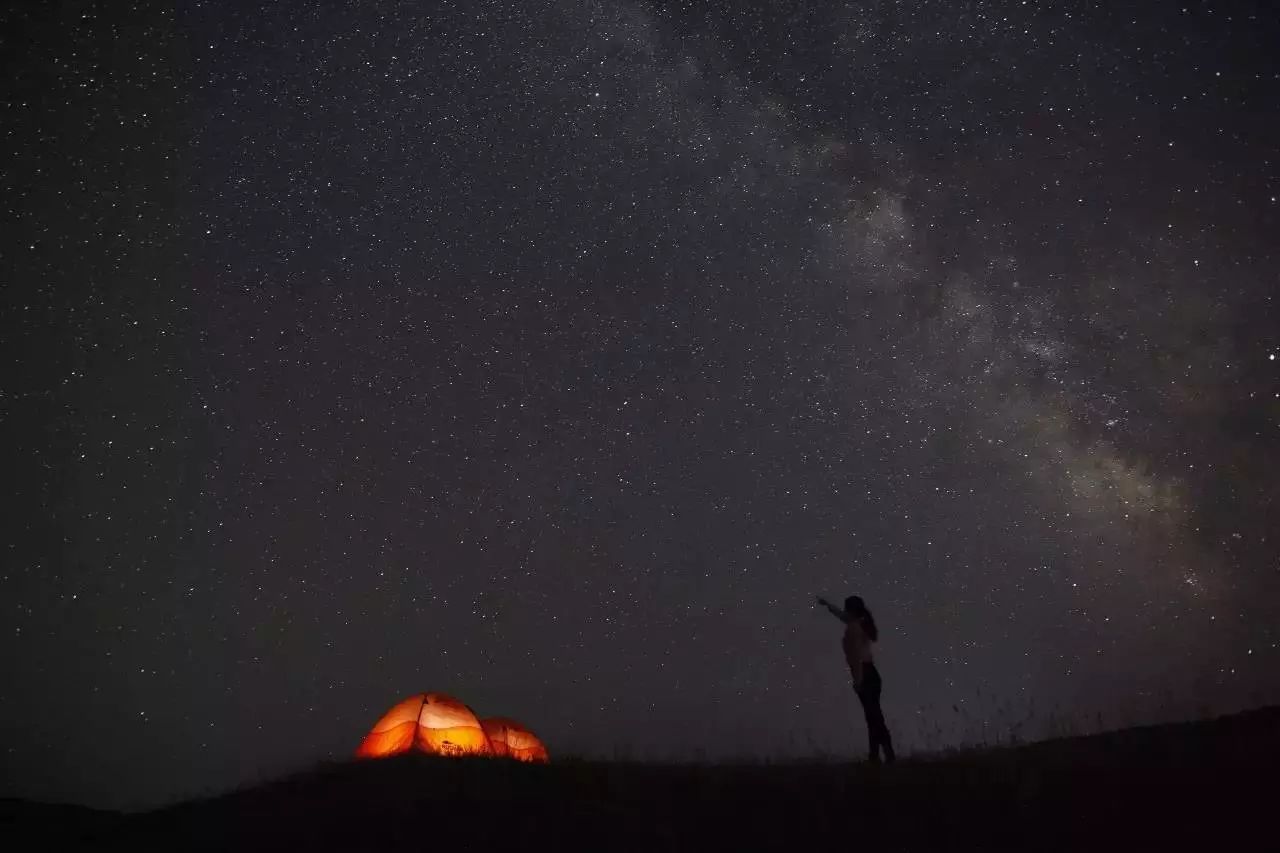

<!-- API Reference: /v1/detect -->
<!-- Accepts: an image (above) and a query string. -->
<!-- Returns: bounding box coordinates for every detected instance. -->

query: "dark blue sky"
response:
[3,0,1277,808]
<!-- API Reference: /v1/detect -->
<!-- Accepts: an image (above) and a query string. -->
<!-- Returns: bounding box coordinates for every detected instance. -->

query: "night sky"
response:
[4,1,1278,809]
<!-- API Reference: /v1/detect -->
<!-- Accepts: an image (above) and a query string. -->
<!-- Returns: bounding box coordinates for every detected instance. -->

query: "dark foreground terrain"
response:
[4,706,1277,851]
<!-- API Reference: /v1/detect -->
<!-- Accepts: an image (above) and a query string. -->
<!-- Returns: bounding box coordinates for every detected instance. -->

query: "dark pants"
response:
[853,663,895,763]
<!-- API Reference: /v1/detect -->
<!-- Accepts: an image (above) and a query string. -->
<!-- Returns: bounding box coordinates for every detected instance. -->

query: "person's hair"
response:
[844,595,878,641]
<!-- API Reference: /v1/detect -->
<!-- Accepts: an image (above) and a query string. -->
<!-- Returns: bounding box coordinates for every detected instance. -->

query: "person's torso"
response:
[842,618,874,666]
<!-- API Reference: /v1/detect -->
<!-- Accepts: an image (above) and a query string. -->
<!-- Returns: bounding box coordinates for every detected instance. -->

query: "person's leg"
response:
[855,669,883,763]
[865,665,894,763]
[872,709,893,763]
[879,712,895,764]
[858,699,880,762]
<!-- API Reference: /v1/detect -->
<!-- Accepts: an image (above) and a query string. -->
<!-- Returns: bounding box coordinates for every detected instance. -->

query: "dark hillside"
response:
[6,706,1277,851]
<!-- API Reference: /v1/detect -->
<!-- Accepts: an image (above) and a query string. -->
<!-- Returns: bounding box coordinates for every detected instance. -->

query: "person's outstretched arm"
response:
[815,596,848,623]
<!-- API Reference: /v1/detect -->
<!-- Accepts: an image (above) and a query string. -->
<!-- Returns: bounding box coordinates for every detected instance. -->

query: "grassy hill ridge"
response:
[5,705,1277,851]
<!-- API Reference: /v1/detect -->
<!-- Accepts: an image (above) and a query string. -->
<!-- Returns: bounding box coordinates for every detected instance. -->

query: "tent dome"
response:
[481,717,550,763]
[355,693,493,759]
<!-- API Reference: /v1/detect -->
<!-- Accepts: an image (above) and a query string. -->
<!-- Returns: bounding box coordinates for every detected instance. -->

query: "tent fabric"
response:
[481,717,550,763]
[354,694,426,758]
[355,693,493,759]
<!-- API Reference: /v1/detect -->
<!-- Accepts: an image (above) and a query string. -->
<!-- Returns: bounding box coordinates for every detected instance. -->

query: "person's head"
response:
[844,595,867,615]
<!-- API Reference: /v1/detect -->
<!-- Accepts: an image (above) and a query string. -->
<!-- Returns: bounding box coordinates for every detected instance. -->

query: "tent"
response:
[355,693,493,759]
[481,717,551,763]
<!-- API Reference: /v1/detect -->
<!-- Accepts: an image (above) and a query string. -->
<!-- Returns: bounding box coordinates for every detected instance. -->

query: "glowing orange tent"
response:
[355,693,493,759]
[481,717,550,763]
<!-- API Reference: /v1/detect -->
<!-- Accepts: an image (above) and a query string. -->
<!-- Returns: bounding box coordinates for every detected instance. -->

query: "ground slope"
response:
[4,706,1277,851]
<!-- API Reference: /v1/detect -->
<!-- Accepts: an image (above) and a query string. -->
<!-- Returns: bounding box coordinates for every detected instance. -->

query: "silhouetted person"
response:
[817,594,895,764]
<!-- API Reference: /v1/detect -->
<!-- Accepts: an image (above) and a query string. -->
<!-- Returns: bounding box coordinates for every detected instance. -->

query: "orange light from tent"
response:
[355,694,431,758]
[481,717,550,763]
[355,693,495,759]
[355,721,417,758]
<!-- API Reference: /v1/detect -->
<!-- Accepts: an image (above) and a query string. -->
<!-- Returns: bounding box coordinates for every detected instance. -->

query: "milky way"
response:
[3,0,1277,808]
